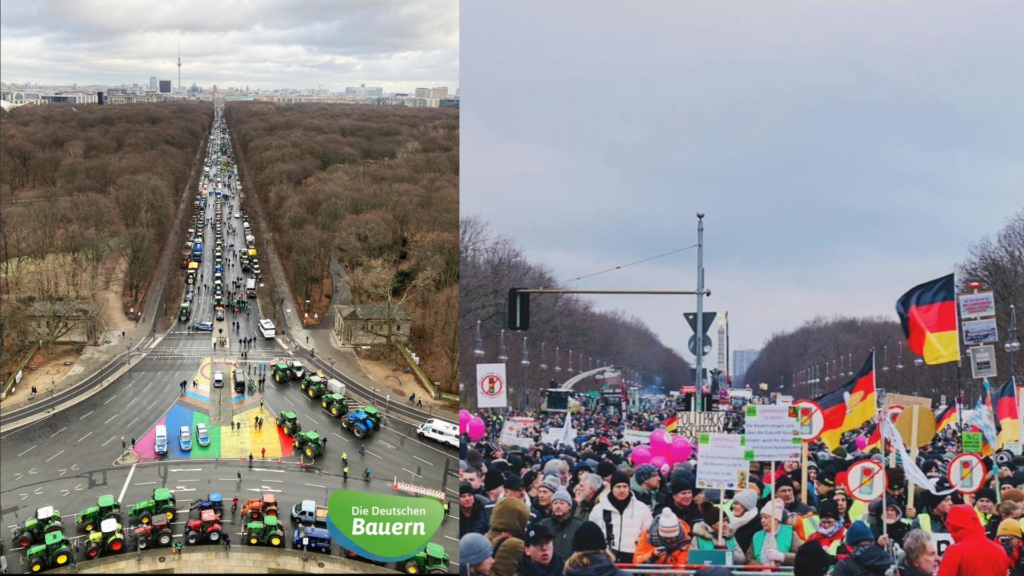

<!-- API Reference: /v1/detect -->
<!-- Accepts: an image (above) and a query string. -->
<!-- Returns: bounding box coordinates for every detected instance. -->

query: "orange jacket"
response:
[634,525,692,565]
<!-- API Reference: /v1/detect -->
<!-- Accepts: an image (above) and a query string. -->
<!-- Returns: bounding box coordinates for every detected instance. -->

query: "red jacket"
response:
[937,504,1011,576]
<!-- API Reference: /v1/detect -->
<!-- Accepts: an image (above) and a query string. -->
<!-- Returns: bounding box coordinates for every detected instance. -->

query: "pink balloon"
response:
[855,435,868,451]
[459,410,472,435]
[630,445,654,466]
[650,455,670,471]
[650,429,670,452]
[668,436,692,463]
[467,417,486,441]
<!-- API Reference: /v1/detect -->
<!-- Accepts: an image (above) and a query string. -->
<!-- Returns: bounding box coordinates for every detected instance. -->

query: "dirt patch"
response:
[356,351,420,398]
[0,346,80,407]
[96,253,136,332]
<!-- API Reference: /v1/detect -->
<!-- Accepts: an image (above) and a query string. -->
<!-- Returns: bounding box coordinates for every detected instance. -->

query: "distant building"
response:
[345,86,382,98]
[732,349,760,387]
[150,77,157,90]
[439,99,459,109]
[158,79,172,93]
[333,304,411,346]
[41,93,98,104]
[414,88,429,98]
[427,86,448,99]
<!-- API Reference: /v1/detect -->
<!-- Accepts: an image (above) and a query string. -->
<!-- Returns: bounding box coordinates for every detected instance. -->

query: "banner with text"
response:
[499,417,535,449]
[743,405,800,461]
[696,433,750,490]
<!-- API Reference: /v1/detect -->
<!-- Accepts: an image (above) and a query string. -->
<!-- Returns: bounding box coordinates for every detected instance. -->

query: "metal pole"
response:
[694,213,705,414]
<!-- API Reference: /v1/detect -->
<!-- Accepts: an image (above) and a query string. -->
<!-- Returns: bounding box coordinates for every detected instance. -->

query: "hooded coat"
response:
[830,544,891,576]
[936,504,1012,576]
[588,490,653,556]
[462,494,494,538]
[485,498,531,576]
[564,553,631,576]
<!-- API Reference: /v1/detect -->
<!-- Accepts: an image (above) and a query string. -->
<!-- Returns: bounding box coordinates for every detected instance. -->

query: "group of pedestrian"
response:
[460,403,1024,576]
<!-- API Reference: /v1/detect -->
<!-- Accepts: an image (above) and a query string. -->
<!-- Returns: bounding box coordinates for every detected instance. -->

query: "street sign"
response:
[791,400,824,442]
[684,312,717,335]
[947,453,986,494]
[969,345,998,379]
[688,334,713,357]
[845,460,886,502]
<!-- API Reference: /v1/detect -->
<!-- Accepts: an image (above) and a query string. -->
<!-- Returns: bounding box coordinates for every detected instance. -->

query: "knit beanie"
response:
[552,488,573,506]
[521,471,538,490]
[818,500,840,520]
[760,499,786,523]
[671,477,693,495]
[657,509,682,539]
[609,470,630,489]
[572,521,607,552]
[484,469,505,492]
[846,521,874,546]
[460,482,474,495]
[998,518,1023,539]
[700,501,721,527]
[597,461,616,478]
[460,533,492,567]
[466,449,483,470]
[793,540,831,576]
[634,463,658,485]
[733,489,758,515]
[976,487,997,503]
[775,475,795,491]
[539,476,560,495]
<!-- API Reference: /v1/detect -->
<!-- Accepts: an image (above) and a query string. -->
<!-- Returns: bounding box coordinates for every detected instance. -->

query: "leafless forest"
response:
[460,216,691,408]
[744,209,1024,404]
[0,102,212,380]
[224,103,459,392]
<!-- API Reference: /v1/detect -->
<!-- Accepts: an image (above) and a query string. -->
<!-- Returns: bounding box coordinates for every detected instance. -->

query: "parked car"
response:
[179,427,192,451]
[194,321,213,332]
[213,372,224,388]
[196,423,210,447]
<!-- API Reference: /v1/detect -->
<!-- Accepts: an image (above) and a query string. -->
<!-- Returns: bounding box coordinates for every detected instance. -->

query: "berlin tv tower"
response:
[177,41,182,93]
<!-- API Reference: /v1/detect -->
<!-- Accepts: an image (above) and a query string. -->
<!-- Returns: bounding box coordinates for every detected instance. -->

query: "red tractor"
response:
[133,515,174,550]
[184,509,223,545]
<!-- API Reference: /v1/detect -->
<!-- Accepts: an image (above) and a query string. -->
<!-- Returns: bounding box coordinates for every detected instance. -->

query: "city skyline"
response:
[0,0,459,92]
[462,0,1023,357]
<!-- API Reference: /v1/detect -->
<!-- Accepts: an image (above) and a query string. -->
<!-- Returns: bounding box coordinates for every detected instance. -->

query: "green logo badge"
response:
[326,489,444,562]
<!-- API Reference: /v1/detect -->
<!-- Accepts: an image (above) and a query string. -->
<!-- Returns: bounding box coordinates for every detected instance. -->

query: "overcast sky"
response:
[462,1,1024,362]
[0,0,458,92]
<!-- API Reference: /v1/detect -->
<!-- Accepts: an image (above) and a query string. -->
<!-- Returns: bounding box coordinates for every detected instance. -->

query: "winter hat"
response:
[634,464,658,485]
[484,469,505,492]
[574,461,593,475]
[572,521,607,552]
[793,540,831,576]
[466,449,483,469]
[921,460,941,476]
[998,519,1023,538]
[703,489,722,504]
[597,461,616,478]
[538,477,560,495]
[521,470,538,490]
[460,533,492,567]
[976,487,998,503]
[671,477,694,495]
[760,499,786,523]
[459,482,474,495]
[524,523,556,547]
[504,474,525,491]
[775,475,795,491]
[1002,488,1024,503]
[700,501,722,527]
[845,521,874,546]
[818,500,840,520]
[610,470,630,489]
[552,488,573,506]
[733,489,758,514]
[657,509,682,539]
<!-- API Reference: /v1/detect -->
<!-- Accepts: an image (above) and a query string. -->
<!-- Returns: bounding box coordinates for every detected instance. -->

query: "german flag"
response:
[896,274,960,365]
[935,400,959,433]
[663,415,678,433]
[863,422,882,453]
[814,351,877,451]
[994,377,1020,447]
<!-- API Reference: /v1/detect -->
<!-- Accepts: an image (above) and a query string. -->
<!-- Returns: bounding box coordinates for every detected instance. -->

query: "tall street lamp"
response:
[521,336,530,409]
[1006,304,1020,378]
[914,356,924,396]
[473,320,485,360]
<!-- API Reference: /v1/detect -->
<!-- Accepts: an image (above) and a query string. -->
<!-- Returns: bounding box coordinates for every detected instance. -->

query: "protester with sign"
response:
[690,501,747,565]
[729,489,762,553]
[937,504,1011,576]
[910,487,953,534]
[750,498,804,566]
[633,508,692,565]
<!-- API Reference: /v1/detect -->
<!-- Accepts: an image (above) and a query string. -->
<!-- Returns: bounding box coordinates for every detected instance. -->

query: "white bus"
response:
[259,319,276,339]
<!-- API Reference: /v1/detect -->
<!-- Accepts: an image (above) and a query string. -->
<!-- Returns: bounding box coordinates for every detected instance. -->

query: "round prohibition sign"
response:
[886,405,904,424]
[791,400,824,442]
[947,453,986,494]
[845,460,886,502]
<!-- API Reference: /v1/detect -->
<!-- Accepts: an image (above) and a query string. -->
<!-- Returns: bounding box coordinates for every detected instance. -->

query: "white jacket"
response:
[588,494,652,554]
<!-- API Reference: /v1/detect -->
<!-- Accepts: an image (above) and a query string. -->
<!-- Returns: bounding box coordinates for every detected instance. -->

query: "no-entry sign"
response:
[791,400,824,442]
[845,460,886,502]
[947,453,986,494]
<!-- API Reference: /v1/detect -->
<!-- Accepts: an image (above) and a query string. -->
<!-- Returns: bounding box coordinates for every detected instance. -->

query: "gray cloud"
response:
[1,0,458,91]
[462,0,1023,356]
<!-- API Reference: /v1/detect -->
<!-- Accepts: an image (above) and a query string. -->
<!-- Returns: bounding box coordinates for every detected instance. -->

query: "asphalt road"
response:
[0,109,461,574]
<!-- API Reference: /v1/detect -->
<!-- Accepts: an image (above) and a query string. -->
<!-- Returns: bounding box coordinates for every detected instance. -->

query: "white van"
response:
[417,419,458,448]
[246,279,257,298]
[243,222,250,232]
[154,425,168,455]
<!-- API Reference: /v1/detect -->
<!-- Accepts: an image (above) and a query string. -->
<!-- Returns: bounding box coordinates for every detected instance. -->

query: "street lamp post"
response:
[521,336,530,410]
[473,321,485,360]
[914,356,923,396]
[1006,304,1021,378]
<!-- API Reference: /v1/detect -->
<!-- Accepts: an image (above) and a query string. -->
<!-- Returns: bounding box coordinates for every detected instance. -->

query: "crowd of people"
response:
[459,405,1024,576]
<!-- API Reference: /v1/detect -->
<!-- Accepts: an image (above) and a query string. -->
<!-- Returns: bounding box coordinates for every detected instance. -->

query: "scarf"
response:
[647,515,690,552]
[818,522,843,538]
[609,491,632,514]
[728,508,758,534]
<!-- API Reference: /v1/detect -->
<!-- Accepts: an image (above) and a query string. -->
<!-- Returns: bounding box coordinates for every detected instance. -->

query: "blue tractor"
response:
[340,411,375,439]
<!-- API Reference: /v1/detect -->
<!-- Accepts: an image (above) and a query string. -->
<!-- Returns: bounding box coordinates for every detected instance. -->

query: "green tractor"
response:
[271,362,291,383]
[287,361,306,380]
[293,431,325,458]
[22,530,74,573]
[10,506,63,548]
[244,515,285,547]
[321,393,348,417]
[402,543,451,574]
[179,302,191,322]
[276,410,301,437]
[82,518,126,558]
[300,374,327,397]
[363,406,383,429]
[77,494,121,532]
[128,488,178,524]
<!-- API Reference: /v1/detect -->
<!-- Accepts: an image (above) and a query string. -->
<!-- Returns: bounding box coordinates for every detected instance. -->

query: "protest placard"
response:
[696,433,750,490]
[743,405,800,461]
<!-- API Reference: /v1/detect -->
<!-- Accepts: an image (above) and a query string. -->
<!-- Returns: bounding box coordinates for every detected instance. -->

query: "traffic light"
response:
[507,288,530,331]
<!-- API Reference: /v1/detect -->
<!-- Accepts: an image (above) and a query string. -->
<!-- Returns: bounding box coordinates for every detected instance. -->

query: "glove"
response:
[653,547,667,557]
[767,550,786,563]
